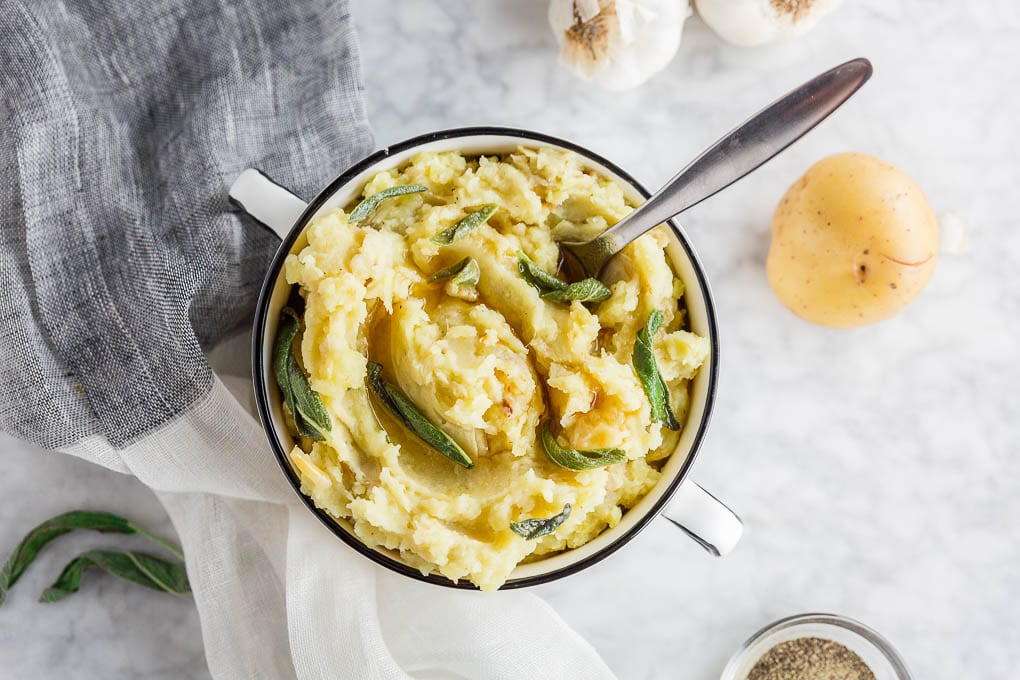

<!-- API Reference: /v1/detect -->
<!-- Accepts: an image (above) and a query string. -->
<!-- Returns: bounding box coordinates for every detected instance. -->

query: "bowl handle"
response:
[661,481,743,556]
[228,169,308,239]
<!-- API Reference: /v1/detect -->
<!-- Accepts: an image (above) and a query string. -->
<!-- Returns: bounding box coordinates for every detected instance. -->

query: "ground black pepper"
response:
[745,637,876,680]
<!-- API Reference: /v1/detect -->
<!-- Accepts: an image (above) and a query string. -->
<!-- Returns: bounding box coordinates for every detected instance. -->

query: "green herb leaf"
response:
[539,420,627,470]
[427,257,480,286]
[540,278,612,303]
[451,259,481,286]
[633,310,680,430]
[516,251,610,304]
[274,307,332,441]
[431,205,498,245]
[516,251,567,293]
[367,362,474,469]
[510,504,571,540]
[0,511,183,606]
[273,308,301,424]
[40,550,190,604]
[347,184,427,224]
[287,353,332,440]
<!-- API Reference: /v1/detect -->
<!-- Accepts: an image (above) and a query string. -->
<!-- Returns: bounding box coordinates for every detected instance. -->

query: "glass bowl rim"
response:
[720,612,912,680]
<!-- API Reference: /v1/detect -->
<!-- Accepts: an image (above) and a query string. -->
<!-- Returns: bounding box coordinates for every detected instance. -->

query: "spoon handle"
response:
[600,58,872,252]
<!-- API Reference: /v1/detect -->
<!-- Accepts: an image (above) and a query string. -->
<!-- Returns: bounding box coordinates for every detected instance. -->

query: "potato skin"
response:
[767,152,938,328]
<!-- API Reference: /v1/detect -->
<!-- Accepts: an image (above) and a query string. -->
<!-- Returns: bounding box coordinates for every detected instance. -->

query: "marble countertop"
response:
[2,1,1018,678]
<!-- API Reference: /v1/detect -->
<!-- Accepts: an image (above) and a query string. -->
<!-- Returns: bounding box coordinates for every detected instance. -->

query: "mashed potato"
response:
[282,147,709,591]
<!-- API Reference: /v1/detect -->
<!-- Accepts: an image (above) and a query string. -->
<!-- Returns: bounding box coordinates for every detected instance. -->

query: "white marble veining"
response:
[1,1,1018,678]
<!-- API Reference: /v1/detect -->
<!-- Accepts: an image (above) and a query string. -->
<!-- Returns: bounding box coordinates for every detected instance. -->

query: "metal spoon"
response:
[560,58,873,280]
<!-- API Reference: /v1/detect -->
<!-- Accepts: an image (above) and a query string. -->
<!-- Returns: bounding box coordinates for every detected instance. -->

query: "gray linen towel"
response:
[0,0,373,450]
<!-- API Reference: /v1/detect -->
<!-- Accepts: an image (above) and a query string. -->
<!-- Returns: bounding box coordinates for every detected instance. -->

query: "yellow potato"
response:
[767,152,938,328]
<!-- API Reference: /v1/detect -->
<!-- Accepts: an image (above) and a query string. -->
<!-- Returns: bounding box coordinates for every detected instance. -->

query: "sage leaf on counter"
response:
[347,184,427,224]
[516,251,611,303]
[633,310,679,430]
[540,278,611,303]
[431,204,498,245]
[366,362,474,469]
[0,510,183,606]
[510,504,571,540]
[40,550,190,604]
[274,307,332,441]
[540,420,626,471]
[427,257,480,286]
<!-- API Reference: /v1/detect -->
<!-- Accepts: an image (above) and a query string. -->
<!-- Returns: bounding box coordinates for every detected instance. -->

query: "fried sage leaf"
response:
[516,251,567,293]
[347,184,427,224]
[40,550,190,604]
[633,310,679,430]
[274,307,331,441]
[540,278,611,303]
[510,504,571,540]
[0,511,183,606]
[367,362,474,469]
[516,251,611,303]
[431,205,498,245]
[427,257,480,286]
[539,420,627,471]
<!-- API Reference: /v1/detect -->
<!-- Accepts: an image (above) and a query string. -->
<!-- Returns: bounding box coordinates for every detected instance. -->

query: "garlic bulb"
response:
[939,212,969,255]
[548,0,692,91]
[694,0,843,47]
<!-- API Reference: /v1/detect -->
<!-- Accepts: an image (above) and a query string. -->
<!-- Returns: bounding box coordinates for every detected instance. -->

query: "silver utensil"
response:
[561,58,873,280]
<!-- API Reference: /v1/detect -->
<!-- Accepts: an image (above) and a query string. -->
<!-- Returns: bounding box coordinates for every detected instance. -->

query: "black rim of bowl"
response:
[249,126,721,590]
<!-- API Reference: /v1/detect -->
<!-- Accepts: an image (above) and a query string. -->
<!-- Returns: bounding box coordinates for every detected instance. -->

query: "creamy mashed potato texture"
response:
[282,147,709,591]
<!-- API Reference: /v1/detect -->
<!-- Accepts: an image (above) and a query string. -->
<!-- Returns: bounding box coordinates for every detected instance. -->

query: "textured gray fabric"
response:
[0,0,373,449]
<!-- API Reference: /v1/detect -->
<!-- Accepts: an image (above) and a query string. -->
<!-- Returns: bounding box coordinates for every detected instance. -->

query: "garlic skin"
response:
[694,0,843,47]
[548,0,692,91]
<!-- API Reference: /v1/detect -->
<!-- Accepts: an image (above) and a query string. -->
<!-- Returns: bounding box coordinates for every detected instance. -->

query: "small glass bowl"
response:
[720,613,912,680]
